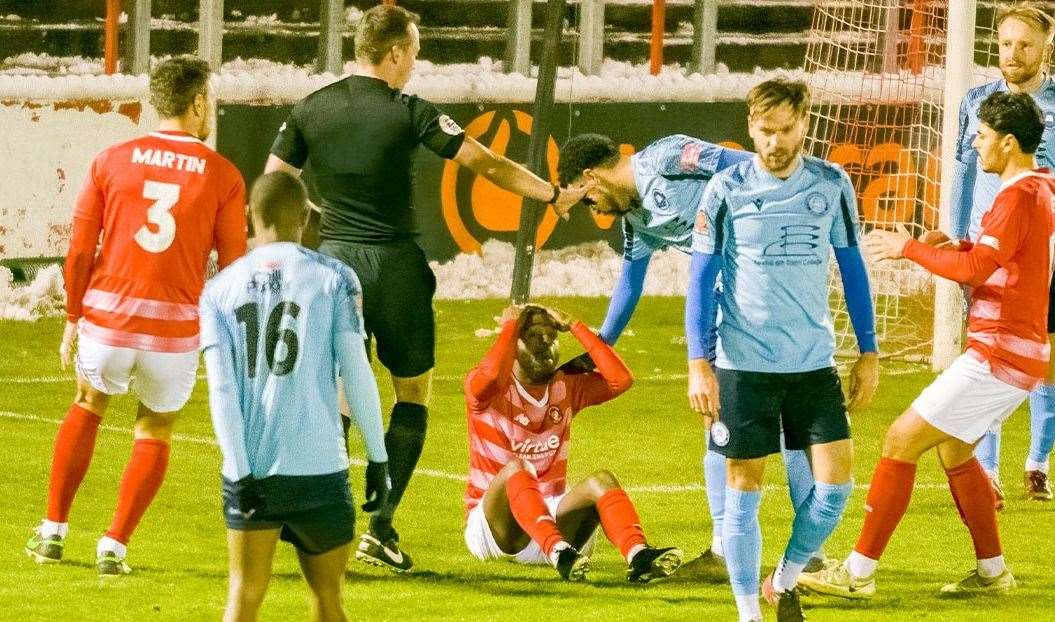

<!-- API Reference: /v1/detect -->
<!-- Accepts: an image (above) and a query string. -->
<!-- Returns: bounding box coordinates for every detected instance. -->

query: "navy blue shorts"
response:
[222,472,355,556]
[320,240,436,378]
[709,367,850,460]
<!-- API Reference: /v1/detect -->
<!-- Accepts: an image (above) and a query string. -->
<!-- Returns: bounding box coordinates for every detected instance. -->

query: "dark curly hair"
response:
[979,91,1046,154]
[557,133,621,186]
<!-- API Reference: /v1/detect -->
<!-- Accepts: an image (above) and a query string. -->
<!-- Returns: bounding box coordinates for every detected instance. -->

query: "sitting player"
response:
[463,304,682,582]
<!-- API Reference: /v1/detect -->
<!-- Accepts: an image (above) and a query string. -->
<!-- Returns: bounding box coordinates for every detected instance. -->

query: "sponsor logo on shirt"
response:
[806,192,830,216]
[760,224,823,264]
[512,435,561,457]
[438,114,464,136]
[514,414,531,426]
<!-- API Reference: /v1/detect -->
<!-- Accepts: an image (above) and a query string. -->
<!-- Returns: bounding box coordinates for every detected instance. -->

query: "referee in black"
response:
[265,4,585,572]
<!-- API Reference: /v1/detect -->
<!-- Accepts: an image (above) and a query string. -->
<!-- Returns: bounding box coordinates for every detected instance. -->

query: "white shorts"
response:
[464,493,597,565]
[75,330,199,413]
[912,353,1029,444]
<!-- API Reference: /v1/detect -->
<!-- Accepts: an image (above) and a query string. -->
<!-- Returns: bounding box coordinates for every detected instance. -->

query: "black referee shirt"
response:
[270,75,466,244]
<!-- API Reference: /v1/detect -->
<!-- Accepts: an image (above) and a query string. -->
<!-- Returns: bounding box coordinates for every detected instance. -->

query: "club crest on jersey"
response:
[680,142,704,171]
[547,405,565,424]
[438,115,464,136]
[1045,112,1055,129]
[710,422,730,447]
[694,208,710,236]
[806,192,829,216]
[652,190,668,211]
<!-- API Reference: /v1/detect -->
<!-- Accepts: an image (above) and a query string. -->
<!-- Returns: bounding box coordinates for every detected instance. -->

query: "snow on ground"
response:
[0,51,1005,105]
[0,240,930,320]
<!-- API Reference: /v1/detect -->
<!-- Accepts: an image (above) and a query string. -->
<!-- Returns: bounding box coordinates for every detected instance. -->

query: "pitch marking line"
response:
[1,365,930,386]
[0,410,954,493]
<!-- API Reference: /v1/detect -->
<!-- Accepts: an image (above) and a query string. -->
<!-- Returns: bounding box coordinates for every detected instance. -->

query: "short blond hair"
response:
[746,79,811,119]
[996,2,1055,42]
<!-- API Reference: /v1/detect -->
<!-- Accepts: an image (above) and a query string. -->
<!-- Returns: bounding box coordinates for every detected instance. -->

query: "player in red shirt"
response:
[799,91,1055,600]
[24,57,247,577]
[463,304,683,582]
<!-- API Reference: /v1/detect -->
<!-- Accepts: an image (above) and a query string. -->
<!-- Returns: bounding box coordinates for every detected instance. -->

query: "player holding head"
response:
[557,133,825,580]
[685,78,879,622]
[950,2,1055,508]
[202,171,390,622]
[24,56,247,576]
[263,4,585,571]
[801,91,1055,599]
[464,304,682,582]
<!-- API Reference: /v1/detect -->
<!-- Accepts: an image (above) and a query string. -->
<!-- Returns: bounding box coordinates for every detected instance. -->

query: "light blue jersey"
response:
[623,134,753,259]
[952,77,1055,240]
[692,155,861,372]
[200,242,385,482]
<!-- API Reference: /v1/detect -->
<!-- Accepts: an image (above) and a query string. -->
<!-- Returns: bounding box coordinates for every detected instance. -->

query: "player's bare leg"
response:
[479,459,588,580]
[556,470,683,583]
[224,528,280,622]
[356,370,431,572]
[801,410,1013,599]
[297,544,350,622]
[97,403,178,577]
[26,376,111,564]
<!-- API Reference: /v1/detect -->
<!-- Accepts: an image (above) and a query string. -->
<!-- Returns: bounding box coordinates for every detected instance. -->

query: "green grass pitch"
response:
[1,297,1053,621]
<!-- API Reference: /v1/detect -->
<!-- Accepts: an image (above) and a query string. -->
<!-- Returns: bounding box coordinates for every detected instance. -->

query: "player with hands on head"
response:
[463,304,683,583]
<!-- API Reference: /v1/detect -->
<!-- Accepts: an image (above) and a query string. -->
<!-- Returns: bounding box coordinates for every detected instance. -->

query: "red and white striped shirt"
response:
[463,320,632,516]
[905,168,1055,390]
[65,131,247,353]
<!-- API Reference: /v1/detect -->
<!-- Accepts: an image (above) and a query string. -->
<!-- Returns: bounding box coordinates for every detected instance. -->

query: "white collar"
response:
[512,376,549,408]
[999,166,1042,191]
[148,131,203,144]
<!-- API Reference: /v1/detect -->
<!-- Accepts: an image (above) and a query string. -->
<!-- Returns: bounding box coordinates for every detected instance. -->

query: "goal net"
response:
[805,0,1009,364]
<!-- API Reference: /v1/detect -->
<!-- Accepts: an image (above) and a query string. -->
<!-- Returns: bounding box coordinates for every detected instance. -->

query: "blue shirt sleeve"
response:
[716,147,754,172]
[833,246,878,353]
[598,254,651,345]
[685,251,722,360]
[692,175,728,254]
[830,167,861,248]
[200,288,252,481]
[648,134,728,177]
[332,269,386,463]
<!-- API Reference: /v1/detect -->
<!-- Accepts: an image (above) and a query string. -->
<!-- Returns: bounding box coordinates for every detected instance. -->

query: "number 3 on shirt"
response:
[134,181,180,253]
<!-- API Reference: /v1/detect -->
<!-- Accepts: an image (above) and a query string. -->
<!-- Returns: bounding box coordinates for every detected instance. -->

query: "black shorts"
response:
[1048,279,1055,333]
[320,240,437,377]
[222,473,356,556]
[709,367,851,459]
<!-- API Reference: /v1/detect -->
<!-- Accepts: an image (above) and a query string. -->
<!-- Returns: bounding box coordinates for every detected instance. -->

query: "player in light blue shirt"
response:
[201,171,388,622]
[949,5,1055,502]
[556,132,821,579]
[685,79,878,622]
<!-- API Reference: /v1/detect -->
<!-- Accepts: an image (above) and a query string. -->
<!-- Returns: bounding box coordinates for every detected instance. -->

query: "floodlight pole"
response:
[510,0,566,304]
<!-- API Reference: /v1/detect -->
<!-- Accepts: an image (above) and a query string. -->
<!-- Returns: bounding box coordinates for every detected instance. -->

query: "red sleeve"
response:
[903,239,1001,288]
[65,159,105,321]
[214,170,247,269]
[567,321,633,409]
[465,319,518,407]
[903,188,1027,287]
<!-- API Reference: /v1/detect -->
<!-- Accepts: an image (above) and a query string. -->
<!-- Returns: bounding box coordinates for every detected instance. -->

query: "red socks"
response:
[506,470,565,556]
[597,489,647,560]
[854,457,917,560]
[946,458,1002,559]
[46,404,102,522]
[105,439,170,545]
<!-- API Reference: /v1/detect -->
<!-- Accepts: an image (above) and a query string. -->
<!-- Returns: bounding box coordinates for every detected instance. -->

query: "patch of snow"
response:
[0,265,65,320]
